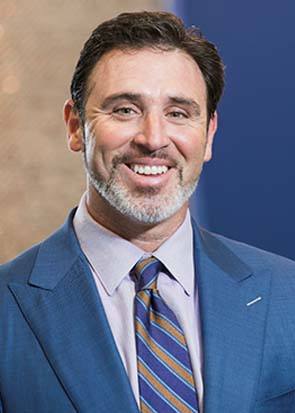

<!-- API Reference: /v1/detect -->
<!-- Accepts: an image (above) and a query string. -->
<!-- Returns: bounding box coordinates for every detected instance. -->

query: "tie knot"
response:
[133,256,163,291]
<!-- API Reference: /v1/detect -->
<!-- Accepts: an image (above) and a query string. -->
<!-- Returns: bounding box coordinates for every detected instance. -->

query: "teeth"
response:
[131,164,168,175]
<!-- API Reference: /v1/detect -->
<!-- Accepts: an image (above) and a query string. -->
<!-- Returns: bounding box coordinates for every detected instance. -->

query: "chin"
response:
[88,169,199,225]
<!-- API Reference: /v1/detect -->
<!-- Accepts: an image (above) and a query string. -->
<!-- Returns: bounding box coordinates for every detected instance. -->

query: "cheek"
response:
[91,121,137,152]
[172,130,208,164]
[85,125,133,172]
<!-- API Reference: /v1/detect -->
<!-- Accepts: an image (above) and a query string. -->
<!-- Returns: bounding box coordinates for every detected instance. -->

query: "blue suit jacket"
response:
[1,209,295,412]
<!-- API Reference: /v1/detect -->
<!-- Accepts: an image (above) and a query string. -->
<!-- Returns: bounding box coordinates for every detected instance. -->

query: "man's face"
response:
[68,47,217,225]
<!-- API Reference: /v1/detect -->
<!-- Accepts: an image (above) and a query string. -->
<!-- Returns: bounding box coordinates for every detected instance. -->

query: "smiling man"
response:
[1,11,295,413]
[65,45,217,250]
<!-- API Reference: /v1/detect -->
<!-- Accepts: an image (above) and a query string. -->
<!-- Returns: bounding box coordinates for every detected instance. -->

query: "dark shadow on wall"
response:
[178,0,295,260]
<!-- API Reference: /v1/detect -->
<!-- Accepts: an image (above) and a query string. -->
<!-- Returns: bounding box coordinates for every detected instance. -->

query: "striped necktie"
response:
[133,256,199,413]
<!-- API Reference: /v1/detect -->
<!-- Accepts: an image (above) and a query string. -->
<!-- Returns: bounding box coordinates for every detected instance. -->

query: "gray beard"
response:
[86,163,199,224]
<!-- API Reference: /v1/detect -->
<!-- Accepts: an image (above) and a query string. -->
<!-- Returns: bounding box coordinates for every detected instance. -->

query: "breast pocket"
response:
[254,388,295,413]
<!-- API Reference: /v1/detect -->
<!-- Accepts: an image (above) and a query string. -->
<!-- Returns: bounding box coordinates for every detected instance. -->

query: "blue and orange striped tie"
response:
[133,256,199,413]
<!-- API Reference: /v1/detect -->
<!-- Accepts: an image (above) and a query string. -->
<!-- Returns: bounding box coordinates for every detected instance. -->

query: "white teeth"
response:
[131,164,168,175]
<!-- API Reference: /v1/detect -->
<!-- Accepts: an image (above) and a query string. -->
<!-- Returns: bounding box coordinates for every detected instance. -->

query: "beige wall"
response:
[0,0,166,263]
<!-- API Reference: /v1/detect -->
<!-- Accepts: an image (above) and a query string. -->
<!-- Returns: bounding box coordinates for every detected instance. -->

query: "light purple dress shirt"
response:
[73,193,204,411]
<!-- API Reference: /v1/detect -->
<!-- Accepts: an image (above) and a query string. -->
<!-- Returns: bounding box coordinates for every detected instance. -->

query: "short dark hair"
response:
[71,11,225,122]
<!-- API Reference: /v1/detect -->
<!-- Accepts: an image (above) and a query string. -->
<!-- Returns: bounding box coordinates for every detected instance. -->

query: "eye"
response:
[112,106,139,118]
[166,110,189,121]
[169,111,187,118]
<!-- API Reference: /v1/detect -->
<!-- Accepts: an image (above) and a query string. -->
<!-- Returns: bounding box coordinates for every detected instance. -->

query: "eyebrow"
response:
[100,93,142,110]
[100,92,201,116]
[168,96,201,116]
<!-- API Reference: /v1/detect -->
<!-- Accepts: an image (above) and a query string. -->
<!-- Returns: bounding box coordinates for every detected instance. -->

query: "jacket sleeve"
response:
[0,392,3,413]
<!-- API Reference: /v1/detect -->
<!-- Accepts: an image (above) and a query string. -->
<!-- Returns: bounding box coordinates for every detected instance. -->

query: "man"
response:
[1,11,295,413]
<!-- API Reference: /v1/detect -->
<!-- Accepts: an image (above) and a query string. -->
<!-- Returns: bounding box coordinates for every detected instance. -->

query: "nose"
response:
[133,111,170,152]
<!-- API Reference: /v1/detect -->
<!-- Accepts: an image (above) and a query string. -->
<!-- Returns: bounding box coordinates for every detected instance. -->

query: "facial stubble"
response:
[84,151,201,225]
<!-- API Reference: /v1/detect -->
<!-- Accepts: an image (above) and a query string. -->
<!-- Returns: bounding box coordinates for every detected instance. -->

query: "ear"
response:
[204,111,218,162]
[63,99,84,152]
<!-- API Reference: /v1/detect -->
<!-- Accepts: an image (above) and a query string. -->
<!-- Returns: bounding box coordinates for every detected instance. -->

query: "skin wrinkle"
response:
[85,100,202,138]
[65,48,217,251]
[97,93,202,119]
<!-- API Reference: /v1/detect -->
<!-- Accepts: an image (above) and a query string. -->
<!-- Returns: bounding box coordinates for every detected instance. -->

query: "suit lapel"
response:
[9,211,139,413]
[193,223,271,413]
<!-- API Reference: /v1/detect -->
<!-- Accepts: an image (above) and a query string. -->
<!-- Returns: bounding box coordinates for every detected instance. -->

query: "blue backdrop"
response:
[171,0,295,260]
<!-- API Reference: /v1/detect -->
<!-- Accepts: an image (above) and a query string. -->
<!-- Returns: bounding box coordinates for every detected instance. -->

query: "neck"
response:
[86,187,188,252]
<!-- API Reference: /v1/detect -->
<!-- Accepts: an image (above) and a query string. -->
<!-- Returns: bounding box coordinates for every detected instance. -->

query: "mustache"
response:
[112,150,179,168]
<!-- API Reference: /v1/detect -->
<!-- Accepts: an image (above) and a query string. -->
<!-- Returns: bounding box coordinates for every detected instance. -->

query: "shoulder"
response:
[200,227,295,281]
[0,243,41,286]
[213,229,294,265]
[0,209,79,288]
[0,211,76,292]
[0,243,42,314]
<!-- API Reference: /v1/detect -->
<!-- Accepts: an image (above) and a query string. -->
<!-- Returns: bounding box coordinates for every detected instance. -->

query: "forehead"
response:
[86,47,207,105]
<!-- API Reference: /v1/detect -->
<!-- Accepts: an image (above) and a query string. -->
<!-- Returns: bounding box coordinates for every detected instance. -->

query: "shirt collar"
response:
[154,211,195,296]
[73,193,195,296]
